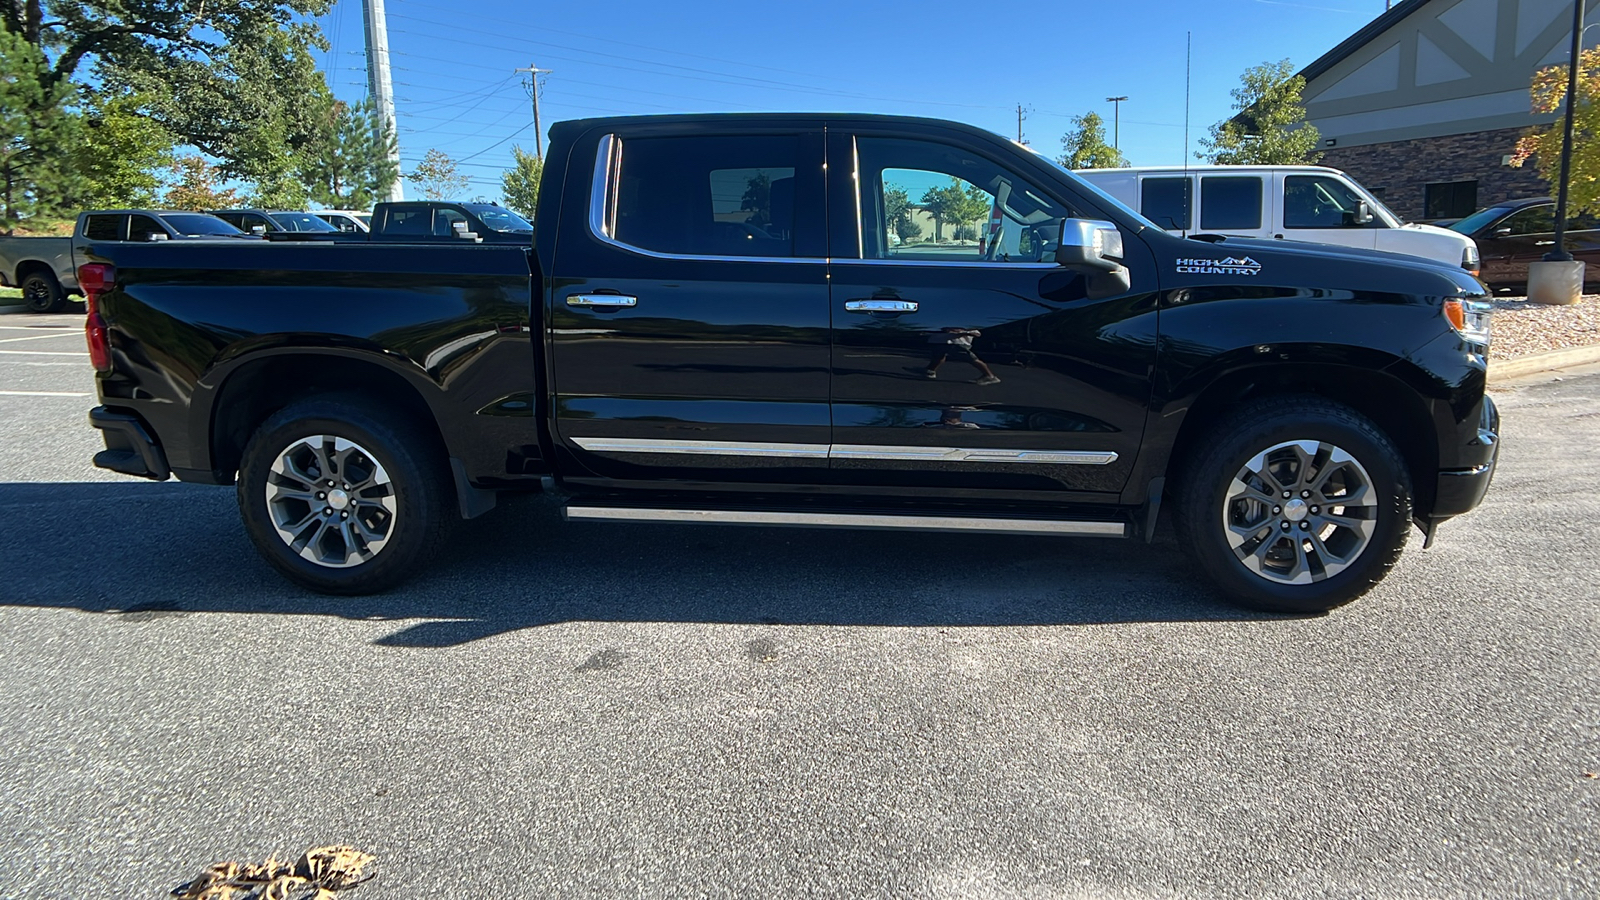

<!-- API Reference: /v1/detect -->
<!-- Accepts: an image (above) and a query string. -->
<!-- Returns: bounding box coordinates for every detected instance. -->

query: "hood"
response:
[1400,221,1469,240]
[1160,233,1484,296]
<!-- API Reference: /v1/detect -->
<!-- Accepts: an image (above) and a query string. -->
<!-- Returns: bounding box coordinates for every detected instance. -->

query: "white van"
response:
[1075,165,1480,276]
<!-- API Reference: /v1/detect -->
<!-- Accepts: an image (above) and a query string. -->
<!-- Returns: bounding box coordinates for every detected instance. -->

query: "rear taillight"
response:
[78,263,114,372]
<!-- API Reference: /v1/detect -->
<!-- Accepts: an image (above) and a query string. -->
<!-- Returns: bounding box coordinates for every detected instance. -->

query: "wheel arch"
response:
[200,348,453,486]
[14,260,61,288]
[1155,360,1439,514]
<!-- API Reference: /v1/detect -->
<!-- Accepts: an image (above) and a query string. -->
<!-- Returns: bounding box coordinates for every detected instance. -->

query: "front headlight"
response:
[1445,297,1492,346]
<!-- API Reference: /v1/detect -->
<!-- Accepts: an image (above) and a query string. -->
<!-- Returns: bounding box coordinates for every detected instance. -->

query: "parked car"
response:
[0,210,245,312]
[364,201,532,243]
[82,113,1497,614]
[1446,197,1600,292]
[210,209,342,236]
[313,210,372,233]
[1075,165,1480,275]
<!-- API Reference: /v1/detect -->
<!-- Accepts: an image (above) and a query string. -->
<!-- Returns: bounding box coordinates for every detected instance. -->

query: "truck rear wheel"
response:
[1172,397,1412,614]
[22,271,65,313]
[238,397,452,594]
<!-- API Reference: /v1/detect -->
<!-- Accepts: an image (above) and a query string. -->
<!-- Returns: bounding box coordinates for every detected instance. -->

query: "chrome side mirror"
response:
[145,232,169,242]
[451,220,479,241]
[1055,219,1131,298]
[250,225,267,236]
[1352,201,1374,226]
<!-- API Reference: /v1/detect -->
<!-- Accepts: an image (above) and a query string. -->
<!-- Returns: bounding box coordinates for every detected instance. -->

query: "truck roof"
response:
[550,112,1012,143]
[1076,165,1349,176]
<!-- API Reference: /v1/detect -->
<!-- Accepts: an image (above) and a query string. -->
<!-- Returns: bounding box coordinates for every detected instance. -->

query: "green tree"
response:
[1511,47,1600,217]
[1200,59,1321,165]
[500,145,542,220]
[408,149,470,200]
[69,92,174,209]
[883,184,922,241]
[303,99,398,210]
[740,171,771,225]
[163,156,240,211]
[0,29,77,232]
[920,179,990,242]
[1058,111,1126,169]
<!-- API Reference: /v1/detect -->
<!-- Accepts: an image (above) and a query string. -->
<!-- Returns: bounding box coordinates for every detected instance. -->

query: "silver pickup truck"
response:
[0,210,246,312]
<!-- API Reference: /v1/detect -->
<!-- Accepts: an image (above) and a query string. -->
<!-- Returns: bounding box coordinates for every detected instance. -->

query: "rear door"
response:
[549,126,832,485]
[825,127,1157,497]
[1139,175,1193,234]
[1197,174,1268,239]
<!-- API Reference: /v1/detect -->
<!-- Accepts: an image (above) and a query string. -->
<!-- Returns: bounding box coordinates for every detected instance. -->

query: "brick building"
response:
[1301,0,1599,221]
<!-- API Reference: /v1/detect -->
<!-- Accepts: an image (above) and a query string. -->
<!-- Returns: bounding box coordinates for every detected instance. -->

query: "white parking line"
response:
[0,390,91,397]
[0,332,82,344]
[0,350,88,356]
[0,325,73,331]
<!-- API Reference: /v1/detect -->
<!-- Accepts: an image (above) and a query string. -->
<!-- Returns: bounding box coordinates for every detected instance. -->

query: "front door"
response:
[1278,173,1380,250]
[825,130,1158,498]
[549,128,832,486]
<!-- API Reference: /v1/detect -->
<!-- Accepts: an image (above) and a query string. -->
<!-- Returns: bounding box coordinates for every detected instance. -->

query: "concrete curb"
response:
[1490,343,1600,383]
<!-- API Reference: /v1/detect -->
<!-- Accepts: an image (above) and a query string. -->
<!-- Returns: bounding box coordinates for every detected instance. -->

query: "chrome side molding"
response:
[564,506,1128,537]
[570,437,1117,466]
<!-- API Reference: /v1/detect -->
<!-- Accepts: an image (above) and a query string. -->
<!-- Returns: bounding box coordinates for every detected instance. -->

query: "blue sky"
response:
[312,0,1395,199]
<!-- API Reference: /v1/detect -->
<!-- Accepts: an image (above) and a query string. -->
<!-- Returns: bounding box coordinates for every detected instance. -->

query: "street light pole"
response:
[1105,96,1128,153]
[1548,0,1586,264]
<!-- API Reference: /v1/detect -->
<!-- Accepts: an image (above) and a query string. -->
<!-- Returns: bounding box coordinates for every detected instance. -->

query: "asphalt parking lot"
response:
[1,301,1597,899]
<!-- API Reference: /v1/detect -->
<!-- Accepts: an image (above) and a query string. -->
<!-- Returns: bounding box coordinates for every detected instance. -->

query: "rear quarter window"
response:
[1141,177,1192,231]
[1200,176,1263,230]
[82,215,122,241]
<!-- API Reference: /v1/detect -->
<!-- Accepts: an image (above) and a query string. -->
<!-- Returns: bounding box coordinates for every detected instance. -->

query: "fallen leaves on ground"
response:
[172,845,375,900]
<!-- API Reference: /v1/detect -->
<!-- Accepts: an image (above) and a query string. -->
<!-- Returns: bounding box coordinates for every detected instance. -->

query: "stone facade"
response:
[1318,126,1551,222]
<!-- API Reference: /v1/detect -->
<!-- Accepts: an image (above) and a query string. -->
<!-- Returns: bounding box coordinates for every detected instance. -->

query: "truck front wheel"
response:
[238,397,452,594]
[1172,397,1412,614]
[22,271,65,313]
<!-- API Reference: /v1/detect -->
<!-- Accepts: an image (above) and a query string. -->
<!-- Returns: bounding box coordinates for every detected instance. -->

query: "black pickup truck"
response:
[80,113,1499,613]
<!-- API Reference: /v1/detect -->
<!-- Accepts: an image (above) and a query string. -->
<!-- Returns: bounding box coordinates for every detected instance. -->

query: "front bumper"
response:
[89,406,171,481]
[1431,394,1498,518]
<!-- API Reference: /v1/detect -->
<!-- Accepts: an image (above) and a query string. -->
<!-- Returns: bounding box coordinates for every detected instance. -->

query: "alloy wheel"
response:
[1221,439,1378,585]
[265,434,397,568]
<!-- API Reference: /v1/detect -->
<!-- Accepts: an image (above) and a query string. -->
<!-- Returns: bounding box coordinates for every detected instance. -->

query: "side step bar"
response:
[563,506,1127,538]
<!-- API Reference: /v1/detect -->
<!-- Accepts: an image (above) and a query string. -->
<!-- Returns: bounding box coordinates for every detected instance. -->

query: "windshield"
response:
[354,214,371,226]
[159,214,244,236]
[270,212,339,232]
[464,204,532,233]
[1449,206,1516,235]
[1022,144,1163,232]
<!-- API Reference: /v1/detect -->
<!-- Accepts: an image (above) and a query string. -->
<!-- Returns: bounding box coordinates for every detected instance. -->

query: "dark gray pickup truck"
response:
[0,210,246,311]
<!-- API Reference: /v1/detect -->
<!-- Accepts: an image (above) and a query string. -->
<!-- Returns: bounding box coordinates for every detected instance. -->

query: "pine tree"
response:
[0,30,78,232]
[303,99,399,209]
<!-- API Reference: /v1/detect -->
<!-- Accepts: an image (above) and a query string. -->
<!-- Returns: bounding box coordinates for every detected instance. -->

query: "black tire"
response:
[21,271,65,313]
[238,396,453,594]
[1171,396,1412,614]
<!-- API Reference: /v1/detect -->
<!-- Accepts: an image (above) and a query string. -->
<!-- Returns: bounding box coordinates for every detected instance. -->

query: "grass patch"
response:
[0,286,22,304]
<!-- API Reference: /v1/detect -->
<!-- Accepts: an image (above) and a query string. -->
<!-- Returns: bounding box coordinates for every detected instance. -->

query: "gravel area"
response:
[1489,293,1600,359]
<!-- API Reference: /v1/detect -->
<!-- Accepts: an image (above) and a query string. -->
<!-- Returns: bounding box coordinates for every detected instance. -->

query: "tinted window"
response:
[82,215,122,241]
[317,214,359,232]
[1450,206,1518,235]
[855,137,1074,263]
[611,135,799,258]
[161,214,241,236]
[464,204,531,233]
[269,212,337,232]
[1141,177,1192,231]
[433,208,468,237]
[1501,205,1555,235]
[128,215,165,242]
[1424,180,1478,219]
[1200,176,1263,230]
[245,214,276,232]
[382,208,432,236]
[1284,175,1372,229]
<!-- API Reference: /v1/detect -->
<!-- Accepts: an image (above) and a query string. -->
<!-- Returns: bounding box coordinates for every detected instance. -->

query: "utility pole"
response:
[1105,96,1129,153]
[362,0,404,201]
[1014,103,1031,145]
[516,64,553,160]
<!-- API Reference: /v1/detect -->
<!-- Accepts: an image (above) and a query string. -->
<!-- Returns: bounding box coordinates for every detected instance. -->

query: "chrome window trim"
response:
[585,133,825,266]
[571,437,1116,466]
[572,437,830,459]
[565,506,1127,537]
[832,258,1060,269]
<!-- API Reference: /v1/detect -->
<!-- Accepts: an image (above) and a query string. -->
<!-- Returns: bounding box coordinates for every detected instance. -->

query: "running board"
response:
[563,506,1128,537]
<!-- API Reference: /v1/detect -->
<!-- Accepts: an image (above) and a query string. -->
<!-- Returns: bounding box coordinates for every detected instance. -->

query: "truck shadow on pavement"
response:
[0,481,1288,646]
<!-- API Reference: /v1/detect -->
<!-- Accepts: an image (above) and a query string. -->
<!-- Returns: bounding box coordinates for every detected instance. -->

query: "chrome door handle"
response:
[845,299,918,314]
[566,293,638,307]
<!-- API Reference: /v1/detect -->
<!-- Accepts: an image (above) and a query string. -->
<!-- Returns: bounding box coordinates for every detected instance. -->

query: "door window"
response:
[1284,175,1375,229]
[1141,177,1192,231]
[610,135,800,258]
[128,215,166,241]
[855,137,1074,263]
[1500,205,1555,235]
[82,215,123,241]
[432,207,469,237]
[1200,176,1263,230]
